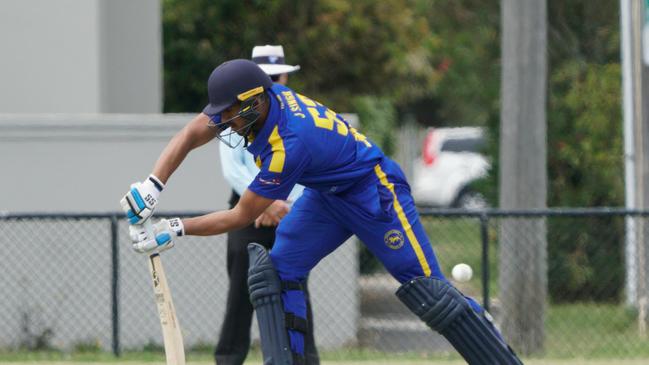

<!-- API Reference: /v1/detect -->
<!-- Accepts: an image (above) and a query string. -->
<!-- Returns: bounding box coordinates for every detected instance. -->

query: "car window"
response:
[440,137,485,153]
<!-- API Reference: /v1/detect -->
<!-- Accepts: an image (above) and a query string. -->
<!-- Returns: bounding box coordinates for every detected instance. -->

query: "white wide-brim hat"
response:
[252,45,300,76]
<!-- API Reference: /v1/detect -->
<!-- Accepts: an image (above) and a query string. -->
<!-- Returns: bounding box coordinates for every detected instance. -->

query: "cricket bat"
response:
[144,220,186,365]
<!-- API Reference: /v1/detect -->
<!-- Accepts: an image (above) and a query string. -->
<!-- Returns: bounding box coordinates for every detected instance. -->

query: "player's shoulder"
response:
[271,84,324,125]
[267,85,307,138]
[272,85,306,120]
[258,91,307,154]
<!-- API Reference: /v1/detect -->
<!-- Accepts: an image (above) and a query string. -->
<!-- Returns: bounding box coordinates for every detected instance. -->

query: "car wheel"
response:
[453,189,488,210]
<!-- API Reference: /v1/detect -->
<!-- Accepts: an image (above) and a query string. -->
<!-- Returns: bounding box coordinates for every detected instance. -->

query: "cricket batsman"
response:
[121,59,523,365]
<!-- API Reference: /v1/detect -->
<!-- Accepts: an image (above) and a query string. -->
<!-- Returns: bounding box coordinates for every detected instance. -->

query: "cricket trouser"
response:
[269,159,485,358]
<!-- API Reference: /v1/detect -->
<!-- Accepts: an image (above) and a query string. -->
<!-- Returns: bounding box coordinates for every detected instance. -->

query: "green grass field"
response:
[2,358,649,365]
[2,303,648,364]
[1,347,648,365]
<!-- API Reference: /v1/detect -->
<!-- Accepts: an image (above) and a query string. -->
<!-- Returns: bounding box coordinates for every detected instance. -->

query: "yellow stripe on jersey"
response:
[374,164,431,277]
[267,125,286,173]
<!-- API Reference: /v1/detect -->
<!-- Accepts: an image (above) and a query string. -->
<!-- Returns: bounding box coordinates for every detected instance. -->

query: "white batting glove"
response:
[130,218,184,254]
[120,175,165,225]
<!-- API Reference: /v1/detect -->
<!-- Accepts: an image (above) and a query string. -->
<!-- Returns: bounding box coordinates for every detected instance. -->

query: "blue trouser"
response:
[269,158,483,356]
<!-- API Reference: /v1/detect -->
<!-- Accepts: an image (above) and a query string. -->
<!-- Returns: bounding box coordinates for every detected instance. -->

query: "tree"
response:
[162,0,441,113]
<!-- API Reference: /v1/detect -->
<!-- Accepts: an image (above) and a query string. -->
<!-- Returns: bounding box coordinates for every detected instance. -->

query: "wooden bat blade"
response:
[148,253,186,365]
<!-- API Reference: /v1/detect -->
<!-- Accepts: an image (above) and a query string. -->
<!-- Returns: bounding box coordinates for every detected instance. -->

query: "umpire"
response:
[214,45,320,365]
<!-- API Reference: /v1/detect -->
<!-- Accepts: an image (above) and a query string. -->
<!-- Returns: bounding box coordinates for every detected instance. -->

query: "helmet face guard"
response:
[207,87,266,148]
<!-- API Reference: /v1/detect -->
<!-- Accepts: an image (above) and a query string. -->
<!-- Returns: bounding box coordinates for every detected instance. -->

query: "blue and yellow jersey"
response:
[246,84,385,200]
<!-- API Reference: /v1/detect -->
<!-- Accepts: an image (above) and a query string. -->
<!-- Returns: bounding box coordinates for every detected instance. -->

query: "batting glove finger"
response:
[129,225,148,243]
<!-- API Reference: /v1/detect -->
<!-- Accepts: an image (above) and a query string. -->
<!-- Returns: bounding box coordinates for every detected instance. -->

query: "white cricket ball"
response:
[452,263,473,282]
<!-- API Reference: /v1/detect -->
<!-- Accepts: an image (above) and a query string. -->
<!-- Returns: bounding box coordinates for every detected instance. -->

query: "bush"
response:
[546,62,624,302]
[548,216,624,302]
[352,96,396,156]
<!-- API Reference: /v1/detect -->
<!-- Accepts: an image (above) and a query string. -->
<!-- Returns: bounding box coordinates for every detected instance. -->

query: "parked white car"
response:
[411,127,489,208]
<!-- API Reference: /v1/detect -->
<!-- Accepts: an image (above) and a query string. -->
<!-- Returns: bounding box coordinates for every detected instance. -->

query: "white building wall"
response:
[0,0,161,113]
[0,114,224,212]
[0,0,102,112]
[99,0,162,113]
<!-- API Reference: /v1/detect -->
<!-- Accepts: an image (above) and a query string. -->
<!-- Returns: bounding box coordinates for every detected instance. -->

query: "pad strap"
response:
[281,280,308,334]
[293,353,305,365]
[285,312,308,334]
[282,280,305,291]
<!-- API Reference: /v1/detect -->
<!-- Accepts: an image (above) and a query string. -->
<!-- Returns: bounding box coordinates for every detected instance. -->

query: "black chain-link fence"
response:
[2,209,649,360]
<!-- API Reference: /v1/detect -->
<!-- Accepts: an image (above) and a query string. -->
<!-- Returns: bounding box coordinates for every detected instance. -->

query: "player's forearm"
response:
[182,209,251,236]
[182,190,272,236]
[152,131,193,183]
[152,114,215,183]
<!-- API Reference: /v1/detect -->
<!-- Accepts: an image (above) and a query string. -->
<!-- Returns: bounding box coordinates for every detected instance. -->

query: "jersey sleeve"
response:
[247,136,311,200]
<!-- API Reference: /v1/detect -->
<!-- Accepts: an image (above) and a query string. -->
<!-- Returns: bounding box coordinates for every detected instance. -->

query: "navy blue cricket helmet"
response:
[202,59,273,117]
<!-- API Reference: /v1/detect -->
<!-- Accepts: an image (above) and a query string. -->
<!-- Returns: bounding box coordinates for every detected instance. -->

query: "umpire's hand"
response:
[254,200,290,228]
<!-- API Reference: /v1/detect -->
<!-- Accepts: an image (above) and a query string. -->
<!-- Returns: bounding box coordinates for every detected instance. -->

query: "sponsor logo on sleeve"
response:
[258,176,282,186]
